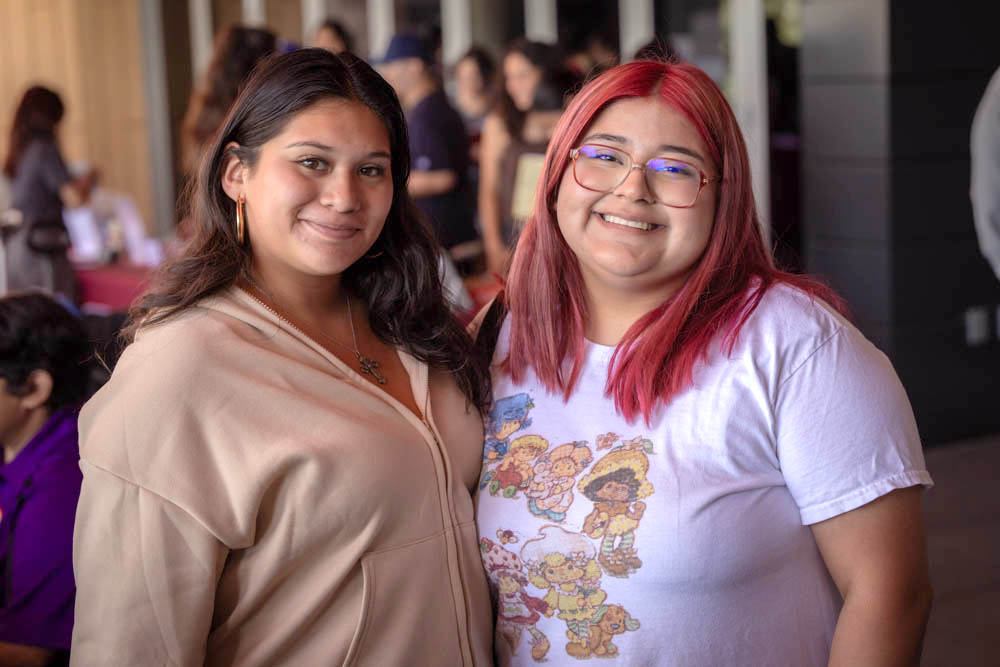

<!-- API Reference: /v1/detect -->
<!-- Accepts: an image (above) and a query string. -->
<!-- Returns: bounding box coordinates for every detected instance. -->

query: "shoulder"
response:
[733,282,871,382]
[78,296,258,458]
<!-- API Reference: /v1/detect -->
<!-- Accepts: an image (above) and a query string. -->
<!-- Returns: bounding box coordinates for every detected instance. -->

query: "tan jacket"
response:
[71,287,493,666]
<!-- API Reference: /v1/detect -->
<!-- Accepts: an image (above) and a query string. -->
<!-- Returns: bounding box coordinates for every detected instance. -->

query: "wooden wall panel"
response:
[0,0,154,230]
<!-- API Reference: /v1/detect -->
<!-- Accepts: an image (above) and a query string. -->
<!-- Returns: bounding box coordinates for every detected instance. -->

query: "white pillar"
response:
[728,0,771,246]
[241,0,267,27]
[139,0,176,236]
[302,0,328,45]
[619,0,654,62]
[188,0,213,79]
[367,0,395,60]
[441,0,473,66]
[524,0,557,44]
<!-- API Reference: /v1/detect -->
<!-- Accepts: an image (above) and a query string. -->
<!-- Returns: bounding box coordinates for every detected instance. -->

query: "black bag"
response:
[25,218,70,254]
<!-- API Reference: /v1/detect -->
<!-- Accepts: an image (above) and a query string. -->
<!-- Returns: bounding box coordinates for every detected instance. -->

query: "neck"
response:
[3,408,51,464]
[582,281,676,346]
[247,265,347,323]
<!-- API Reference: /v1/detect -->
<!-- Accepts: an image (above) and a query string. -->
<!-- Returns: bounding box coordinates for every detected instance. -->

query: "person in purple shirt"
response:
[0,291,90,666]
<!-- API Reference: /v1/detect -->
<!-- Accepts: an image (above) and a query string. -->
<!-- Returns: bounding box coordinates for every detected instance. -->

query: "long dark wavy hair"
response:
[3,86,64,178]
[127,48,491,411]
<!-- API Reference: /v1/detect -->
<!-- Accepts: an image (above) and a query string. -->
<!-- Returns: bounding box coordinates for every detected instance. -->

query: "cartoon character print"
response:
[481,537,552,661]
[521,525,639,660]
[525,441,593,522]
[484,435,550,498]
[482,393,536,464]
[577,437,655,578]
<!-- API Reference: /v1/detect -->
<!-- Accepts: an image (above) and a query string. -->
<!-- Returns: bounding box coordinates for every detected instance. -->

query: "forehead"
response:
[583,96,708,162]
[269,98,390,151]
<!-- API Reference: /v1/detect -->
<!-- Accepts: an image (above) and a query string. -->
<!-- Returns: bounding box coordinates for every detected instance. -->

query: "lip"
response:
[594,211,663,233]
[299,218,362,241]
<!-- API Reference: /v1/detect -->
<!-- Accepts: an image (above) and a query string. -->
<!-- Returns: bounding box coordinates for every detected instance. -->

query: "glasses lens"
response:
[647,158,701,206]
[574,144,630,192]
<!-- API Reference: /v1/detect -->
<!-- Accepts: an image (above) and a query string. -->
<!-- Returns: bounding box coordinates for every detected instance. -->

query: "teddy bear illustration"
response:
[480,537,551,661]
[577,446,654,577]
[483,435,550,498]
[525,441,593,521]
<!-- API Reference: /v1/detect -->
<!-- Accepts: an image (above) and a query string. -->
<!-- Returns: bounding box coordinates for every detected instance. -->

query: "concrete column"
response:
[728,0,770,244]
[524,0,557,44]
[441,0,473,66]
[188,0,213,78]
[139,0,175,236]
[367,0,394,60]
[301,0,328,44]
[241,0,267,27]
[618,0,654,62]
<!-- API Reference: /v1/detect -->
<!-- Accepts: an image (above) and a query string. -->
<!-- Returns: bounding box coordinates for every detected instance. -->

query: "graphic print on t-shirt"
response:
[480,395,657,661]
[577,436,655,578]
[485,525,641,660]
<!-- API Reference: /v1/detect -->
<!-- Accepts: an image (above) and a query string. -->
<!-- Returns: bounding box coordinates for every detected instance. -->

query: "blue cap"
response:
[377,33,431,64]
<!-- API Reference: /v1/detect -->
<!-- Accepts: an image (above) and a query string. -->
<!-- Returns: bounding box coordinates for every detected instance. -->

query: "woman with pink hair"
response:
[475,59,932,666]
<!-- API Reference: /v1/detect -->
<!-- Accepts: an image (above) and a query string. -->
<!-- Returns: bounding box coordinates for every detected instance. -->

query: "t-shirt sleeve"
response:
[774,324,932,525]
[0,461,81,649]
[71,462,228,665]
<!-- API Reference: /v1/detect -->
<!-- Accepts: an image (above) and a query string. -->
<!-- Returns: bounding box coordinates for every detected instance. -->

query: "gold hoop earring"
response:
[365,250,384,259]
[236,196,246,244]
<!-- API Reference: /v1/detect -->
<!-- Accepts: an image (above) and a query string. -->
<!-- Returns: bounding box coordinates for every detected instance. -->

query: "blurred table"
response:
[75,262,152,312]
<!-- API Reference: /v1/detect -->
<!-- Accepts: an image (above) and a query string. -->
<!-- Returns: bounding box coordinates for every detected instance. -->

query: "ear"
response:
[220,141,248,203]
[20,369,54,410]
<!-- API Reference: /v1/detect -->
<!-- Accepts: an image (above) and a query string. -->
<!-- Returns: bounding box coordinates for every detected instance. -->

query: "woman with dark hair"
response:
[474,60,932,665]
[478,40,579,275]
[72,49,493,665]
[2,86,97,299]
[180,25,277,177]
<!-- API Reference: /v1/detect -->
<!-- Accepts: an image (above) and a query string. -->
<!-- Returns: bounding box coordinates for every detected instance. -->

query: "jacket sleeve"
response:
[71,461,228,666]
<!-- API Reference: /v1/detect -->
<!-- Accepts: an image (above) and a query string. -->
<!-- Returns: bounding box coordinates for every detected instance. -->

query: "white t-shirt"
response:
[475,284,932,666]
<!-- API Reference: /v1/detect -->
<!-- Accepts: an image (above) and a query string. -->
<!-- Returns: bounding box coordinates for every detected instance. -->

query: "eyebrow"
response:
[284,140,390,159]
[581,133,706,164]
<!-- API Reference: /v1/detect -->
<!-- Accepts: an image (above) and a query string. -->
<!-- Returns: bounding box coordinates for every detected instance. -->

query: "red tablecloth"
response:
[75,263,152,312]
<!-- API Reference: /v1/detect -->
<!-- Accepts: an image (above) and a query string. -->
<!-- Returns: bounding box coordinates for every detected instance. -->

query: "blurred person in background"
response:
[71,49,493,665]
[474,60,932,665]
[479,39,579,275]
[0,291,90,667]
[452,47,497,158]
[311,18,353,55]
[971,65,1000,281]
[2,86,98,301]
[378,33,478,255]
[180,25,277,179]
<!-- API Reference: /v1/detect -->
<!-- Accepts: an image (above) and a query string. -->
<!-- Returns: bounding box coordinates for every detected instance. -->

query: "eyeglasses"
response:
[569,143,718,208]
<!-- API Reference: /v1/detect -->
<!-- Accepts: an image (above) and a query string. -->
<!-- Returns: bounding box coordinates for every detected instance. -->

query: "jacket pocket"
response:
[342,532,463,667]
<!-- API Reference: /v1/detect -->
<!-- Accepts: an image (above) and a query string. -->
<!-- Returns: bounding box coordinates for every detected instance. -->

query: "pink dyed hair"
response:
[503,60,846,423]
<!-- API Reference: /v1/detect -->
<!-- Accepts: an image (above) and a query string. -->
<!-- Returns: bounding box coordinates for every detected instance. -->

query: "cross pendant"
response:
[357,353,387,385]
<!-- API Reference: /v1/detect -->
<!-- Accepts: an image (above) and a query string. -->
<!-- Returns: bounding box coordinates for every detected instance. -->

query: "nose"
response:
[320,169,361,213]
[613,163,655,204]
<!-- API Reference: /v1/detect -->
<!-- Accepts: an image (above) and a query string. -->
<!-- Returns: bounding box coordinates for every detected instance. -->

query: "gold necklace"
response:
[241,280,388,386]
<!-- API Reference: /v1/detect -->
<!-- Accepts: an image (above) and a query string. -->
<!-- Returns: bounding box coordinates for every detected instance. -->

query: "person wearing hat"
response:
[378,33,478,253]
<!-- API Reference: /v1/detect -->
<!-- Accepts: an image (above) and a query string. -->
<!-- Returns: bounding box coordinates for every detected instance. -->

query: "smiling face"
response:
[225,98,393,292]
[504,51,542,112]
[555,96,717,304]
